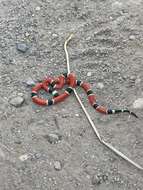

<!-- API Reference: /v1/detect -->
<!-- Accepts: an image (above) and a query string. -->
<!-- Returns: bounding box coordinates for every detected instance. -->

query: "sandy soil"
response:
[0,0,143,189]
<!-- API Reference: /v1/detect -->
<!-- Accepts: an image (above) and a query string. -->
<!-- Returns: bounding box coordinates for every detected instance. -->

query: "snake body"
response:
[31,72,137,118]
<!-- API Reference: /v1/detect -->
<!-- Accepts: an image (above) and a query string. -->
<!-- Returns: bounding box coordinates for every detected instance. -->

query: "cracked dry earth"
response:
[0,0,143,189]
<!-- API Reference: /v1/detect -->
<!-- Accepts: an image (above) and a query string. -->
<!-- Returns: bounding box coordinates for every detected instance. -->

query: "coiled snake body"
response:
[31,72,137,118]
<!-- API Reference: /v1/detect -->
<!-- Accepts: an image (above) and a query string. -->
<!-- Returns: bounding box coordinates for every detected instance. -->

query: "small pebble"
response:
[14,140,22,144]
[130,75,136,80]
[35,6,41,11]
[52,33,58,38]
[92,173,108,186]
[110,16,113,20]
[92,175,102,185]
[113,176,120,183]
[102,174,108,181]
[87,72,92,77]
[31,153,42,160]
[133,98,143,109]
[129,35,136,40]
[54,161,62,171]
[43,133,62,144]
[25,32,30,37]
[97,82,104,89]
[19,154,29,161]
[9,96,24,107]
[25,77,35,86]
[16,43,29,53]
[62,114,69,118]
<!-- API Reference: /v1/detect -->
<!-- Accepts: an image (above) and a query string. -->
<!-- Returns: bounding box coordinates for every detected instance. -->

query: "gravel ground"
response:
[0,0,143,189]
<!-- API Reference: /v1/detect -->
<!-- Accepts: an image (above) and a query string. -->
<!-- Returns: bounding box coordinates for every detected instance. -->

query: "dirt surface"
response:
[0,0,143,189]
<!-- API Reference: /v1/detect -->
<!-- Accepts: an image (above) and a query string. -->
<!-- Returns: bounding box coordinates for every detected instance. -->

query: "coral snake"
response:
[31,72,138,118]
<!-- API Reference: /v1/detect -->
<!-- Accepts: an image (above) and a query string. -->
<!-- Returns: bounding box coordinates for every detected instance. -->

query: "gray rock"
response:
[16,43,29,53]
[54,161,62,171]
[9,96,24,107]
[133,98,143,109]
[43,133,62,144]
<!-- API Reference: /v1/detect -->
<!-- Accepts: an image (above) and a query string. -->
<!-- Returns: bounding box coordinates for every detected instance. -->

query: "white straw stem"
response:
[64,34,143,171]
